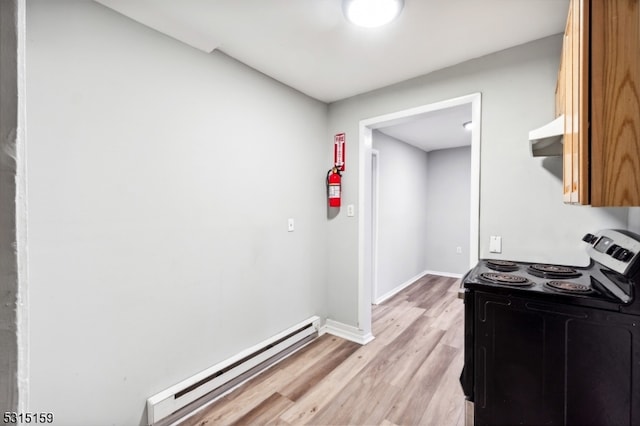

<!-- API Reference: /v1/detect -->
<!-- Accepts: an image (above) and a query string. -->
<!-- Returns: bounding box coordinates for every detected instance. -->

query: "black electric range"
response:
[460,229,640,426]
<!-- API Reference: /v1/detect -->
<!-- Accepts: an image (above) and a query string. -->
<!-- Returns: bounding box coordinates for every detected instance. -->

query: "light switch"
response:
[347,204,355,217]
[288,218,294,232]
[489,236,502,253]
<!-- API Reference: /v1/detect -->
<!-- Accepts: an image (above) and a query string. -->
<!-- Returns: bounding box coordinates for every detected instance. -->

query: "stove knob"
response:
[582,233,598,244]
[613,248,635,262]
[607,244,620,255]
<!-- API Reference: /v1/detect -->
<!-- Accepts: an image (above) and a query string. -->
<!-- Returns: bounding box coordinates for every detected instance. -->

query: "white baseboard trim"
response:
[424,270,464,279]
[374,270,428,305]
[321,319,374,345]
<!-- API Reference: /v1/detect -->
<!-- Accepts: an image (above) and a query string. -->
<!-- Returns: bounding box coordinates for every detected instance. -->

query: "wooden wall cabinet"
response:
[556,0,640,206]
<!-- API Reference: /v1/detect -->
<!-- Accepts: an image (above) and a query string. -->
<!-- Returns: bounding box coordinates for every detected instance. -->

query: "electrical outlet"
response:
[288,218,294,232]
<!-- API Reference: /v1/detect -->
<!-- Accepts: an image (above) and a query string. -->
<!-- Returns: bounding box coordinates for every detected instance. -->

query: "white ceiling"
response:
[378,103,472,152]
[94,0,569,151]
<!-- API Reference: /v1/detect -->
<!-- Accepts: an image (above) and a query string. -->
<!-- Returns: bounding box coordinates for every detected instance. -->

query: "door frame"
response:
[370,149,380,303]
[357,93,482,337]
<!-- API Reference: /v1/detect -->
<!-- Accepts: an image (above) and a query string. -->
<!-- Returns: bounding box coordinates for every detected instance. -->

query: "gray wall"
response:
[630,209,640,234]
[0,0,19,414]
[26,2,327,425]
[326,34,628,327]
[371,135,471,299]
[372,131,429,301]
[425,146,471,275]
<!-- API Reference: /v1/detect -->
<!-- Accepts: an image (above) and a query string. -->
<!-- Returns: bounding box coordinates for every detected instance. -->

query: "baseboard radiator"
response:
[146,316,321,425]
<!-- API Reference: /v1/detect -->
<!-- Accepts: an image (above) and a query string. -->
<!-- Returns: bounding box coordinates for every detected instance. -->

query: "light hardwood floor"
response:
[181,274,465,426]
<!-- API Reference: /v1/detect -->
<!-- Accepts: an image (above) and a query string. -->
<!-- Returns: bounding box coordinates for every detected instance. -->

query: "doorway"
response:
[357,93,481,338]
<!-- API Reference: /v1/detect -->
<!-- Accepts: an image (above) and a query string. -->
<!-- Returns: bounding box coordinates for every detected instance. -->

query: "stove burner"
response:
[479,272,533,286]
[486,260,519,272]
[527,264,582,279]
[544,280,593,294]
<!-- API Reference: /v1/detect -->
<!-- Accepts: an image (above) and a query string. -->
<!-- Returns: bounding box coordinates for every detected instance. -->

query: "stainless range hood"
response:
[528,115,564,157]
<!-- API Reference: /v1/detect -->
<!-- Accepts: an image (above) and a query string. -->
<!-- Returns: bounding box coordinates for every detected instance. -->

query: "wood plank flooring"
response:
[181,274,465,426]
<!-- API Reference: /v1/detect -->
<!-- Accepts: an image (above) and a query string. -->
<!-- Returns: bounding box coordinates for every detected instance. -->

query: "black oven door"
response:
[473,290,640,426]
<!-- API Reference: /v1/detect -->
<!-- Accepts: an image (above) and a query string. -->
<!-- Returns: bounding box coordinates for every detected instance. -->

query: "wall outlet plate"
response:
[489,236,502,253]
[288,218,294,232]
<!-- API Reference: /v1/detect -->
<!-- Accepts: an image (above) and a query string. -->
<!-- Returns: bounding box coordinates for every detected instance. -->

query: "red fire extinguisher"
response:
[327,167,342,207]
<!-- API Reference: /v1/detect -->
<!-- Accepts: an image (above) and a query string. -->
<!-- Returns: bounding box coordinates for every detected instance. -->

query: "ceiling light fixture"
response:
[463,121,473,131]
[343,0,404,28]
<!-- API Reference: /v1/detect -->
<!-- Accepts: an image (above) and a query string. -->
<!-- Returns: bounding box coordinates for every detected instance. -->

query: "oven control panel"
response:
[584,229,640,276]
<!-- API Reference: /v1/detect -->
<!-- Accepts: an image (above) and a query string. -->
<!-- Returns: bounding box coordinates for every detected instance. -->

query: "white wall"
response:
[326,34,628,327]
[25,2,327,425]
[425,146,471,275]
[372,131,429,301]
[629,208,640,234]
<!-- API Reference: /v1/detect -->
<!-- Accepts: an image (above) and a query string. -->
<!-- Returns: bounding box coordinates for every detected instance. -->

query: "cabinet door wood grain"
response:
[571,0,580,203]
[562,0,589,205]
[563,4,574,203]
[575,0,589,204]
[590,0,640,206]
